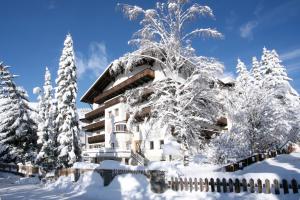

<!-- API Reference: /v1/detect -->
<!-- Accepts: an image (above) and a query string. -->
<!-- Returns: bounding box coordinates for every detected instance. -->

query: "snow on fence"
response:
[167,177,300,195]
[0,163,39,177]
[224,149,289,172]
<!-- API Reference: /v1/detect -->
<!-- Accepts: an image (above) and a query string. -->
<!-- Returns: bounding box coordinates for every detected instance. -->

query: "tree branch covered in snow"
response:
[118,0,223,78]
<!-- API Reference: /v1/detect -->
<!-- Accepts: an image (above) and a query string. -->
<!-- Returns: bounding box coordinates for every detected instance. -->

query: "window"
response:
[115,124,127,132]
[111,143,115,149]
[160,140,164,149]
[150,141,154,150]
[115,108,119,117]
[136,125,140,132]
[108,111,112,118]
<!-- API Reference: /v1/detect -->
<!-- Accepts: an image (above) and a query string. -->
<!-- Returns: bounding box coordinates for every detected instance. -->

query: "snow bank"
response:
[156,152,300,182]
[0,172,40,185]
[0,172,21,184]
[104,174,151,200]
[73,162,101,169]
[73,160,145,170]
[45,175,74,192]
[15,176,40,185]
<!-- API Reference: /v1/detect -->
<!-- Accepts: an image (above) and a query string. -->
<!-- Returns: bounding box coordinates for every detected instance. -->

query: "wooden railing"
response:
[82,120,105,132]
[224,149,289,172]
[88,134,105,144]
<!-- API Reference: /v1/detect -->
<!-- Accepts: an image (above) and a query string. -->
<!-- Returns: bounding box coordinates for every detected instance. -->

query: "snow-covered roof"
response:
[80,49,156,104]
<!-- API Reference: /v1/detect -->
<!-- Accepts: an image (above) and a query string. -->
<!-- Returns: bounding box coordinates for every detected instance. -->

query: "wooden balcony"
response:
[82,97,124,122]
[88,134,105,144]
[94,69,155,104]
[82,120,105,132]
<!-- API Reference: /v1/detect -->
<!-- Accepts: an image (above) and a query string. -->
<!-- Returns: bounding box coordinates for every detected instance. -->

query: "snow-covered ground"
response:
[0,152,300,200]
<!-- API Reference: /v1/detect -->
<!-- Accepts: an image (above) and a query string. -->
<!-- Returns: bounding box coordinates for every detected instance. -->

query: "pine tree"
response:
[0,63,37,163]
[36,67,56,170]
[261,48,291,91]
[236,58,251,88]
[55,34,81,168]
[251,57,261,83]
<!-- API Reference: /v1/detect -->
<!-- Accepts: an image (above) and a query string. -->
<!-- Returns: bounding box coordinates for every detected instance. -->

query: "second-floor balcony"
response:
[82,120,105,132]
[88,134,105,144]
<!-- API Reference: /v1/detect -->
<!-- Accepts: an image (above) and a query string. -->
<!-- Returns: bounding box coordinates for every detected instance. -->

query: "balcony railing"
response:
[81,96,124,122]
[82,120,105,132]
[88,134,105,144]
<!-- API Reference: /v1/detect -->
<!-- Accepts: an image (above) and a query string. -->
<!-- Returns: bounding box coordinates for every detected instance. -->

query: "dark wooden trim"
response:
[88,134,105,144]
[82,120,105,132]
[82,97,124,122]
[94,69,155,104]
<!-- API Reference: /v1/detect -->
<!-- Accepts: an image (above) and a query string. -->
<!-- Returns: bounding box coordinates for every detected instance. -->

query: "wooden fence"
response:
[168,177,300,195]
[0,163,39,176]
[224,149,289,172]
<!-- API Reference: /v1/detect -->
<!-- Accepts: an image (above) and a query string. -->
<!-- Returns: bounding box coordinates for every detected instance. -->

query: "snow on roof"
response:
[219,76,236,84]
[80,49,156,103]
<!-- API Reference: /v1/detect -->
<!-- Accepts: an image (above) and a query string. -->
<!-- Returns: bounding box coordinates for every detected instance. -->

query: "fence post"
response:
[242,179,247,192]
[274,179,280,195]
[291,179,298,194]
[228,179,233,192]
[204,178,209,192]
[149,170,167,193]
[222,178,227,193]
[216,178,221,192]
[194,178,198,192]
[179,178,184,191]
[234,179,240,193]
[199,178,203,192]
[183,178,187,191]
[249,179,255,193]
[210,178,215,192]
[265,179,271,194]
[257,179,262,193]
[171,177,174,190]
[175,177,179,191]
[189,178,193,192]
[282,179,289,194]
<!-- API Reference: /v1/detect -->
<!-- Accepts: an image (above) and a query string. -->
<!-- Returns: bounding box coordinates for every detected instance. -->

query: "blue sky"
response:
[0,0,299,108]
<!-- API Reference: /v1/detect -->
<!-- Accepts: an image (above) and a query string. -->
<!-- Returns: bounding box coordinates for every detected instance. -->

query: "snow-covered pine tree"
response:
[0,63,37,163]
[55,34,81,168]
[251,57,262,83]
[35,67,56,170]
[236,58,251,88]
[207,49,300,163]
[261,48,292,93]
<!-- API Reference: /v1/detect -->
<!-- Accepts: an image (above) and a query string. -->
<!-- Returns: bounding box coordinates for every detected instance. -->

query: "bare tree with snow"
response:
[118,0,223,78]
[120,1,225,164]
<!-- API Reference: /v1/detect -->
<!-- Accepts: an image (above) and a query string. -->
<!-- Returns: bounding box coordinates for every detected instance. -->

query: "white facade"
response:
[81,64,178,165]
